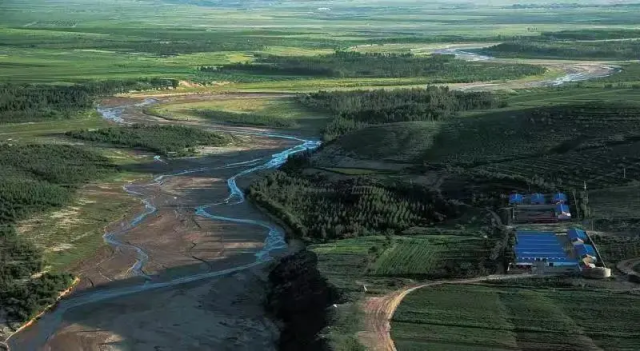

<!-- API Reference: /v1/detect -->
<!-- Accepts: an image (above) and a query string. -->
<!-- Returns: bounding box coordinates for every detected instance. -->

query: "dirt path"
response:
[617,257,640,276]
[358,274,535,351]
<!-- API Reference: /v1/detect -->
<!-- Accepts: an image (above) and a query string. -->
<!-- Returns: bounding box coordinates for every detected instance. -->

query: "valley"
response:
[1,1,640,351]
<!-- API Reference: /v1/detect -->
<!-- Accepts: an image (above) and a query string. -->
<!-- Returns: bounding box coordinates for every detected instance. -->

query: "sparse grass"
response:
[393,283,640,351]
[148,96,328,132]
[309,236,387,295]
[19,173,145,272]
[0,112,109,142]
[316,167,392,176]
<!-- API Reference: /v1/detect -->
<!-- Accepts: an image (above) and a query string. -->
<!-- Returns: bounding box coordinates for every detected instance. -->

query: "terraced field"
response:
[309,232,495,298]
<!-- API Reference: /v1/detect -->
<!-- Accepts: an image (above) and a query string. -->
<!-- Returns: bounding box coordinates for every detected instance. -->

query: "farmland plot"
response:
[372,235,491,279]
[392,284,640,351]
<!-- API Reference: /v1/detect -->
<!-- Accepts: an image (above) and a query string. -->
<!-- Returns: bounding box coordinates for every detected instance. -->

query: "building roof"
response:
[568,228,588,240]
[515,231,570,263]
[553,192,568,202]
[575,244,597,259]
[509,193,524,204]
[530,193,546,204]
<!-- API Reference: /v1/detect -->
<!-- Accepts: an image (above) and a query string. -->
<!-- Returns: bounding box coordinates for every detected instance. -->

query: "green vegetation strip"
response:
[298,87,502,141]
[0,80,176,123]
[482,39,640,60]
[67,124,233,157]
[220,51,545,81]
[193,110,297,128]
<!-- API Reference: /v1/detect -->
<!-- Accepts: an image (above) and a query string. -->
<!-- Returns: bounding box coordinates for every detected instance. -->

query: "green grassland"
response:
[321,121,440,163]
[392,283,640,351]
[19,172,144,272]
[146,95,328,131]
[3,0,640,348]
[1,0,639,86]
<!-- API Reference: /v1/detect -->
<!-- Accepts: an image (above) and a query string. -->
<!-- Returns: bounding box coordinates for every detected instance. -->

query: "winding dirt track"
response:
[358,274,537,351]
[617,257,640,276]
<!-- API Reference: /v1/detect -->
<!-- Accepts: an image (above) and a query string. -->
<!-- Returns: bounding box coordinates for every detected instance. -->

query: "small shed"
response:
[553,192,568,204]
[530,193,545,205]
[509,193,524,204]
[555,204,571,220]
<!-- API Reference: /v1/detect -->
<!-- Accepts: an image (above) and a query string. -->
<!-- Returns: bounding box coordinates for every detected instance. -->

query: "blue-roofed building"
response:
[553,192,568,204]
[568,228,588,244]
[509,193,524,204]
[555,204,571,220]
[530,193,545,205]
[513,231,577,268]
[575,244,598,263]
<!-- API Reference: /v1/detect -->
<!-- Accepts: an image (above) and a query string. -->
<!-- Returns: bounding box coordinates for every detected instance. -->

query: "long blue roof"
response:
[515,231,571,262]
[530,193,545,204]
[553,192,568,202]
[509,194,524,204]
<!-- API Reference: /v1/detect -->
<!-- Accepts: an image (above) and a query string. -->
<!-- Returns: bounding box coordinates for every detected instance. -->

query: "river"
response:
[7,99,320,350]
[433,46,620,86]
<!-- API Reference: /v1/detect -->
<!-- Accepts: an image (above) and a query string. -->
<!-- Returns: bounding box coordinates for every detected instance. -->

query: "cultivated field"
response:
[372,235,490,278]
[392,283,640,351]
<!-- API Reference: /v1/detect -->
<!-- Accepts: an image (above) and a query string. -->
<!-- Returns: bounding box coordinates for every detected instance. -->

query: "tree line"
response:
[248,158,462,242]
[214,51,544,80]
[482,40,640,60]
[0,144,116,324]
[297,86,504,140]
[541,29,640,41]
[67,124,232,157]
[0,79,178,123]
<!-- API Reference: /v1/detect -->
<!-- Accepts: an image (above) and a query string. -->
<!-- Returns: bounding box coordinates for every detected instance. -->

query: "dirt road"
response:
[358,274,536,351]
[617,257,640,276]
